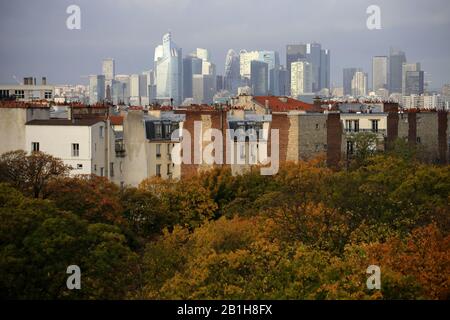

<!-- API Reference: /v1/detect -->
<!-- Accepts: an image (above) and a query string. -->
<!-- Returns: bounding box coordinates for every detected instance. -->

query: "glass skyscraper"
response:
[154,33,183,106]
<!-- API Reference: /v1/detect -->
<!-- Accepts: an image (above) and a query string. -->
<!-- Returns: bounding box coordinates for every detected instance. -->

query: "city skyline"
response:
[1,0,449,89]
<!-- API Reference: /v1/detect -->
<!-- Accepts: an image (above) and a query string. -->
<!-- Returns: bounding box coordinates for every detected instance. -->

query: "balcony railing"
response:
[344,128,387,135]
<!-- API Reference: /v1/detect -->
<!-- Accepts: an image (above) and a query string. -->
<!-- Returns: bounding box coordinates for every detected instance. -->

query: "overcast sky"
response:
[1,0,449,89]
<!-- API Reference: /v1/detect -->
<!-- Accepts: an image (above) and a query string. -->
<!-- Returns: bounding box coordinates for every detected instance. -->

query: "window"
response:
[44,91,52,99]
[167,164,171,175]
[77,164,83,169]
[156,144,161,157]
[371,120,379,133]
[345,120,359,132]
[315,123,319,130]
[31,142,39,152]
[156,164,161,177]
[155,123,162,138]
[417,137,421,143]
[15,90,25,99]
[164,123,171,139]
[99,126,104,139]
[110,162,114,177]
[100,167,104,177]
[72,143,80,157]
[94,164,97,172]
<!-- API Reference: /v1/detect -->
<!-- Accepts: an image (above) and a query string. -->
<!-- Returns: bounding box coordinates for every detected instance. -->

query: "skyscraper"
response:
[320,49,331,91]
[351,71,368,97]
[402,62,421,95]
[193,74,215,105]
[224,49,241,94]
[372,56,388,92]
[250,60,268,96]
[182,55,202,100]
[154,32,183,106]
[89,75,105,105]
[404,71,424,96]
[291,61,312,97]
[389,48,407,94]
[306,43,322,92]
[286,44,307,95]
[102,58,115,81]
[239,50,279,95]
[343,68,361,96]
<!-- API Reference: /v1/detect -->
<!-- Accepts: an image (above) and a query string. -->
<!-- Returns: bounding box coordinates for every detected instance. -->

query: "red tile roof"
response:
[0,101,50,109]
[253,96,321,113]
[109,115,123,125]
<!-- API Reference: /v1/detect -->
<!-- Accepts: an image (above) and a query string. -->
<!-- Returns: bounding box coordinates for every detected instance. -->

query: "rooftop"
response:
[252,96,321,112]
[26,119,104,126]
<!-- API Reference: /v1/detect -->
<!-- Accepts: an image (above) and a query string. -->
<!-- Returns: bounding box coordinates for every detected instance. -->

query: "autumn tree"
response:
[46,174,124,226]
[0,150,70,198]
[0,183,138,299]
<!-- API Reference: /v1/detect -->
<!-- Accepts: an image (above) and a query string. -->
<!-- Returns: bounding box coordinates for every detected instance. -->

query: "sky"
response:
[0,0,449,89]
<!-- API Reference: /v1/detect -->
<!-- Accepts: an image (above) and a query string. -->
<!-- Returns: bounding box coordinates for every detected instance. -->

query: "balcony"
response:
[344,128,387,135]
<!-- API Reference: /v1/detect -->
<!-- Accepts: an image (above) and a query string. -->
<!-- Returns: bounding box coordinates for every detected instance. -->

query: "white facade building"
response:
[25,119,121,182]
[351,71,368,97]
[291,61,312,97]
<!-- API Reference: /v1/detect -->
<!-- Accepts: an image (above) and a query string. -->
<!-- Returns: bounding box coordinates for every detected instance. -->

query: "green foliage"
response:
[0,183,138,299]
[0,148,448,300]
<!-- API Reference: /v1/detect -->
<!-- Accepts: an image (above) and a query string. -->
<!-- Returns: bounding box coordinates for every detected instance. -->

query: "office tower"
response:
[102,58,115,81]
[306,43,322,92]
[89,75,105,105]
[320,49,331,91]
[129,74,140,98]
[142,70,156,103]
[193,74,215,104]
[343,68,361,96]
[389,48,407,94]
[113,74,130,105]
[250,60,268,96]
[402,62,421,95]
[286,44,307,95]
[239,50,280,95]
[154,32,183,106]
[351,71,368,96]
[404,71,424,95]
[372,56,388,92]
[258,50,280,95]
[291,61,312,97]
[277,65,287,96]
[216,75,224,92]
[240,50,261,80]
[195,48,210,62]
[182,56,202,99]
[224,49,241,94]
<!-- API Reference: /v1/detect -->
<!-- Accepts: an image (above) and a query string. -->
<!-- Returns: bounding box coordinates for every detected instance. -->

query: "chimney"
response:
[33,78,36,85]
[41,77,47,85]
[265,99,269,109]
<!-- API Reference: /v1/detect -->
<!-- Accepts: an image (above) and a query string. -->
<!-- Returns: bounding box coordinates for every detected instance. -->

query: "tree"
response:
[139,177,217,229]
[0,150,70,198]
[46,175,124,226]
[120,187,172,239]
[0,183,138,299]
[346,132,379,168]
